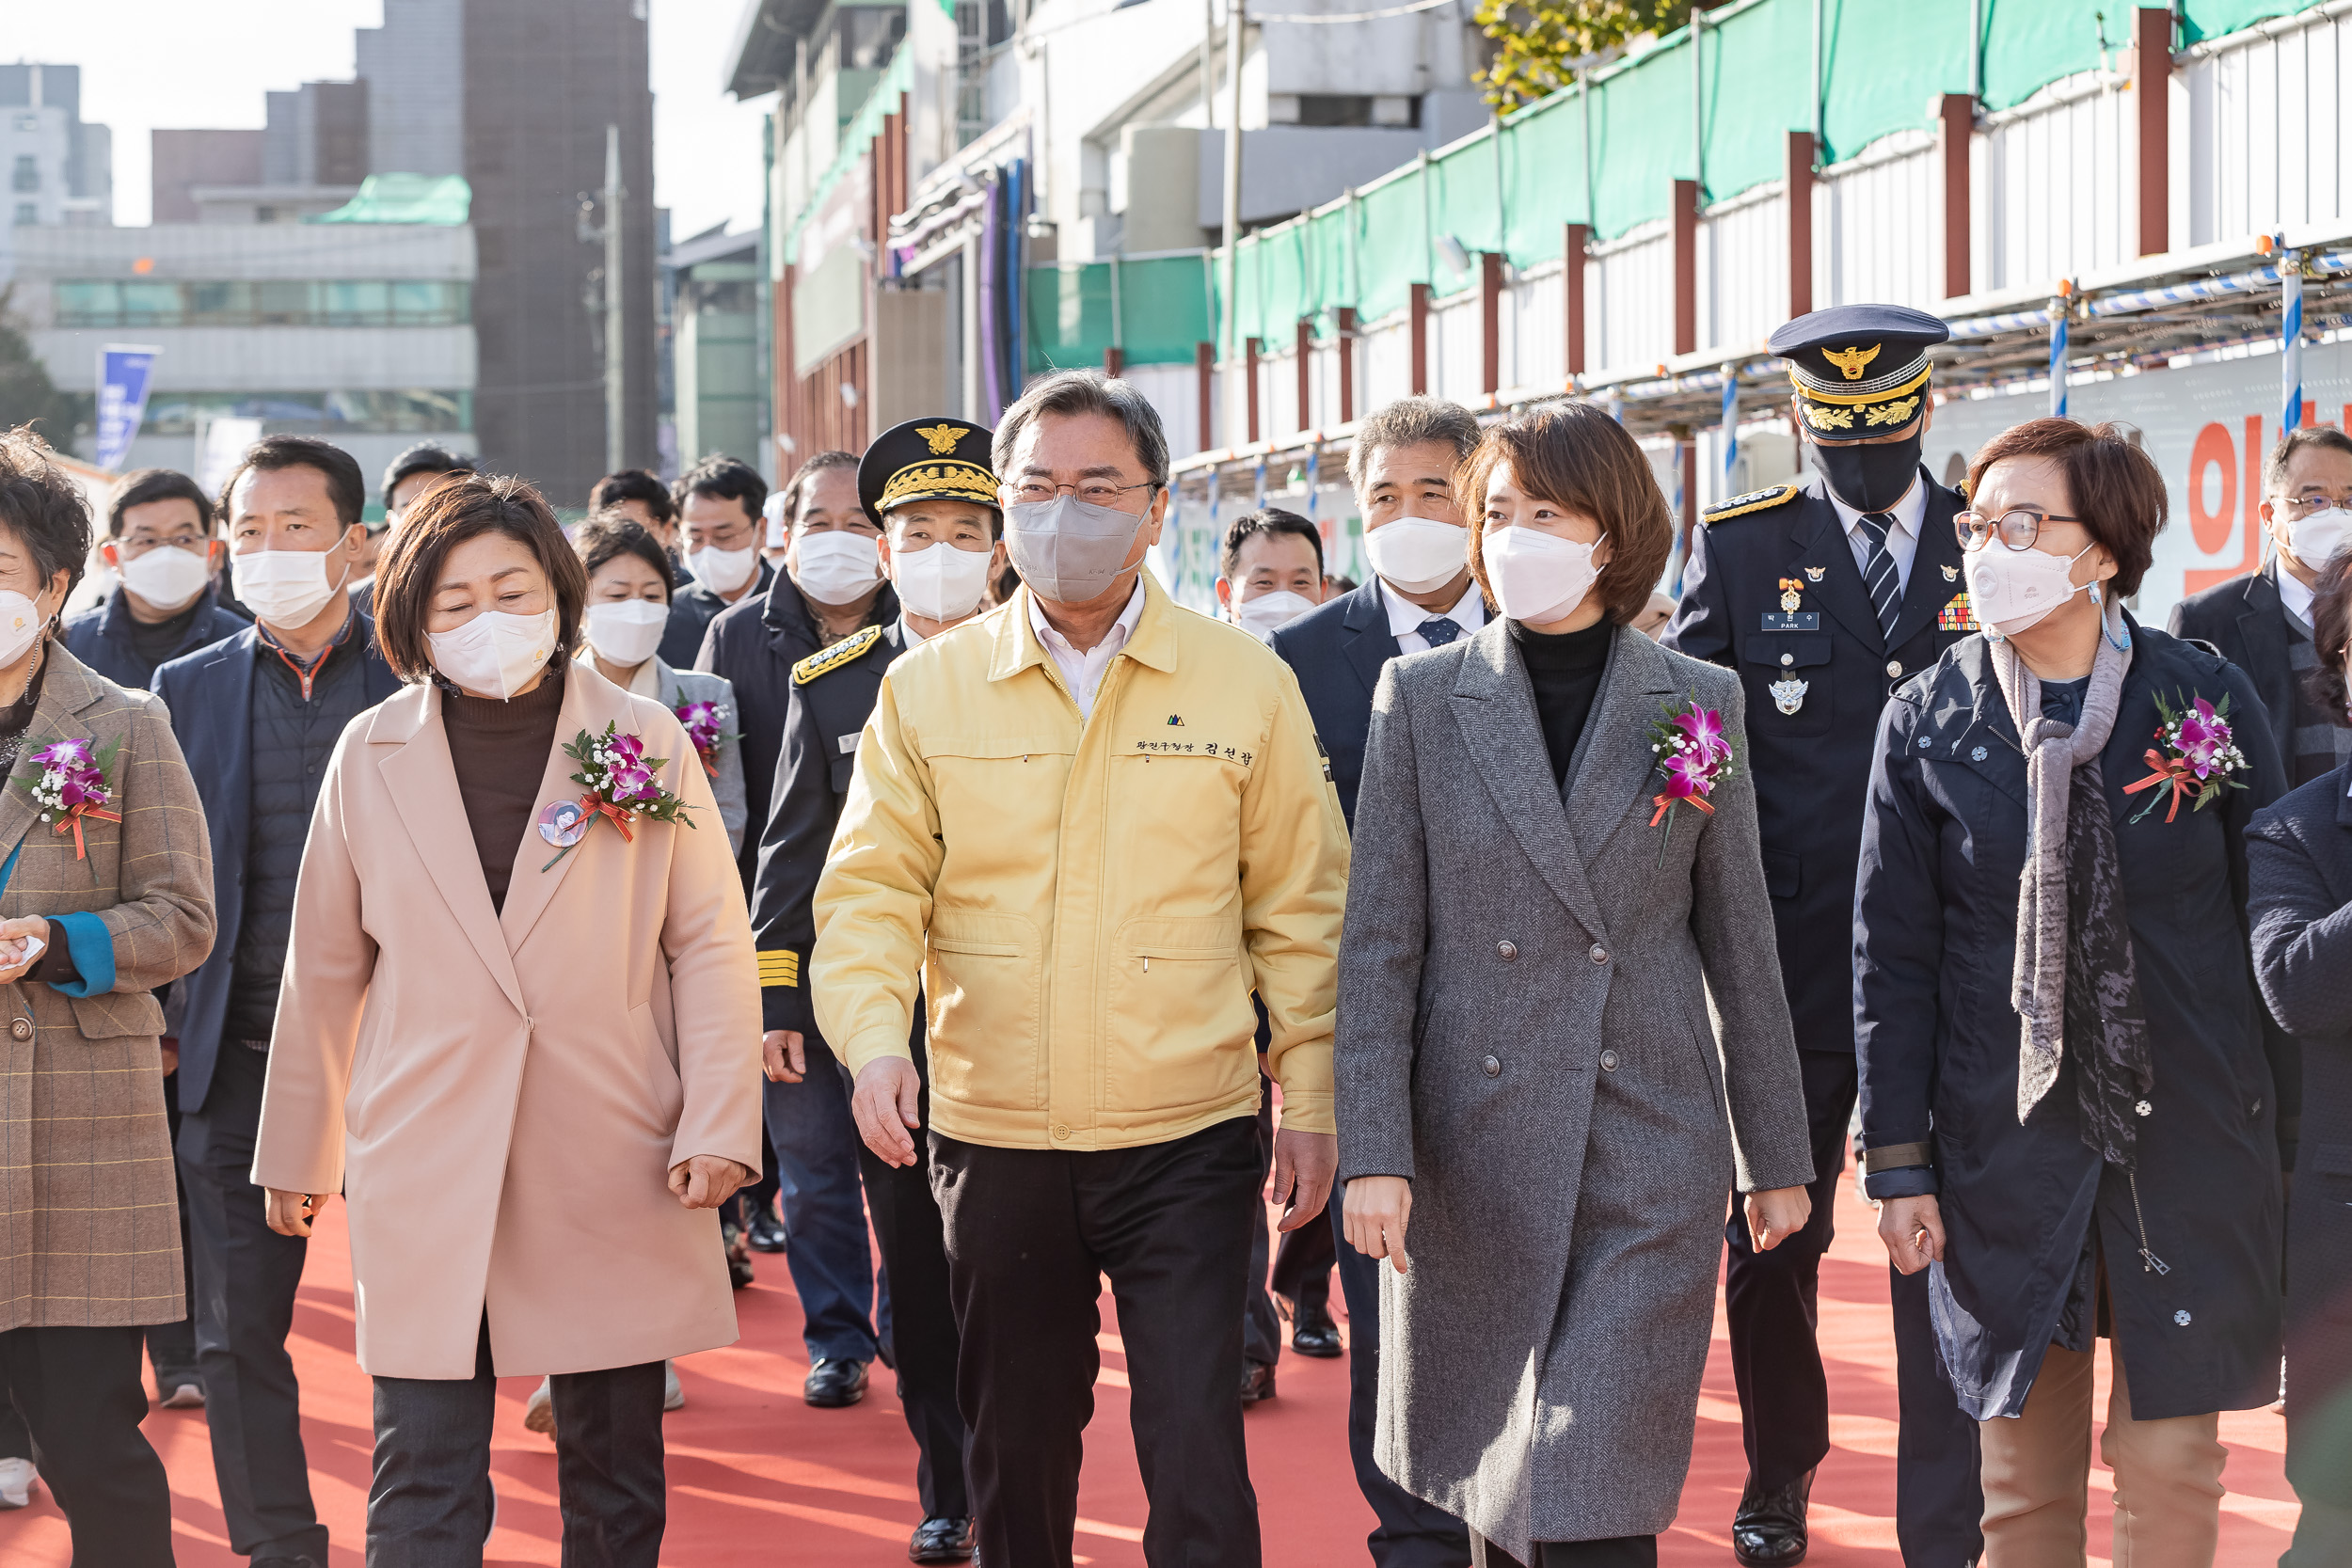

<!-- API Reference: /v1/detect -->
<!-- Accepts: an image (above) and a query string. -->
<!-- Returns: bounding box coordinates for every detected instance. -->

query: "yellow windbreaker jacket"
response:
[809,574,1349,1151]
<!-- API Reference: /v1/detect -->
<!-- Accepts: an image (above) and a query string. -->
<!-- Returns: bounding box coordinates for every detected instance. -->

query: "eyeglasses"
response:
[1955,508,2090,552]
[1006,478,1160,509]
[2279,493,2352,517]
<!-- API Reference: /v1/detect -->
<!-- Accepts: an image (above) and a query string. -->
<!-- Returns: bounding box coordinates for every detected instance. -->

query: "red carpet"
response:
[0,1182,2296,1565]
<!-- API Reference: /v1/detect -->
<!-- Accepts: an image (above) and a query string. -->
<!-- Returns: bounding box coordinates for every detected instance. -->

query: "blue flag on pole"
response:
[94,345,160,472]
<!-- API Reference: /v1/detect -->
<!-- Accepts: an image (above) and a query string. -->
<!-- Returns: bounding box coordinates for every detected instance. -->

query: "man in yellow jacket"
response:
[811,370,1348,1568]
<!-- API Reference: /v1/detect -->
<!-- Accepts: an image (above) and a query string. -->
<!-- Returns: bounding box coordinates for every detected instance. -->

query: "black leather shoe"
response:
[1240,1360,1276,1405]
[908,1515,975,1562]
[804,1357,869,1407]
[746,1207,787,1253]
[1288,1305,1343,1358]
[1731,1468,1813,1567]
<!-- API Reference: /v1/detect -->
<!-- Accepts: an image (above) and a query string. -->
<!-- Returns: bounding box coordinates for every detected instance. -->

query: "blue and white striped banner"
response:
[2282,251,2305,434]
[2048,293,2071,420]
[1721,374,1740,492]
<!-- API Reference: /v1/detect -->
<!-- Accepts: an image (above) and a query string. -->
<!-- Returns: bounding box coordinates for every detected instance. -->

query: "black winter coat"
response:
[2244,765,2352,1508]
[1854,623,2288,1421]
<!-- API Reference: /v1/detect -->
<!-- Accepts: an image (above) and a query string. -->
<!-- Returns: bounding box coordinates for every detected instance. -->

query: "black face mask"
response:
[1810,432,1924,514]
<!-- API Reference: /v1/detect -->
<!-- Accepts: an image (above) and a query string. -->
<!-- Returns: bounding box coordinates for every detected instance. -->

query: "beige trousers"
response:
[1977,1338,2228,1567]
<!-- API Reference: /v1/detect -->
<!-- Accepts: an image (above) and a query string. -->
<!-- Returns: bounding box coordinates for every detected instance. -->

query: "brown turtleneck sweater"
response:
[442,666,565,912]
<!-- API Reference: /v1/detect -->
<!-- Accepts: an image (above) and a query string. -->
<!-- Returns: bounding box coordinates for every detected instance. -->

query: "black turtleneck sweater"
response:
[1511,616,1614,785]
[443,666,566,912]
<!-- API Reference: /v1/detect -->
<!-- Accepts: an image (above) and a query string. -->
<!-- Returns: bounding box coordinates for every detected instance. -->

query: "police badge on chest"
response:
[1769,674,1809,715]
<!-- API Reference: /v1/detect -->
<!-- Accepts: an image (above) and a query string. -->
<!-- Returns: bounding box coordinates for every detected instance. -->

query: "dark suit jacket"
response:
[151,620,405,1111]
[1662,469,1970,1055]
[2245,762,2352,1505]
[63,583,247,691]
[1266,578,1406,827]
[660,557,775,669]
[2168,561,2296,768]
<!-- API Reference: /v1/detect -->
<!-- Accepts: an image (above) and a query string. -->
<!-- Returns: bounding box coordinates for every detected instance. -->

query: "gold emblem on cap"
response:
[1802,403,1856,432]
[1822,344,1882,381]
[1864,394,1922,429]
[914,424,963,456]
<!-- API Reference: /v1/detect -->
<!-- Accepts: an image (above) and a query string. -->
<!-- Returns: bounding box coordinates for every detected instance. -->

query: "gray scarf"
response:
[1988,604,2134,1124]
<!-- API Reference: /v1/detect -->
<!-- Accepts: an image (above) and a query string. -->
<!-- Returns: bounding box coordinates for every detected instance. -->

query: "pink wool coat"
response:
[251,664,763,1379]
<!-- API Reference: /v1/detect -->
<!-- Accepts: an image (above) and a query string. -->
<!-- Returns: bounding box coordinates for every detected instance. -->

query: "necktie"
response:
[1856,513,1902,641]
[1418,617,1463,648]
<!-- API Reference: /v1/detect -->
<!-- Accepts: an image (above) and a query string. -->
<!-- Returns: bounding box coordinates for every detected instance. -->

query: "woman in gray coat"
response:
[1337,405,1814,1567]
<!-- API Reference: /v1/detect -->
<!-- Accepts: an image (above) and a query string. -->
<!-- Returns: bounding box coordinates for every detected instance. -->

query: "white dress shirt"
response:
[2277,557,2317,626]
[1379,578,1488,655]
[1824,475,1927,599]
[1029,578,1146,720]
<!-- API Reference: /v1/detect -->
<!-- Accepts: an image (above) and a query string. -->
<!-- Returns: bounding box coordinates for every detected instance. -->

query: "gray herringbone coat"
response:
[1336,620,1811,1554]
[0,644,215,1331]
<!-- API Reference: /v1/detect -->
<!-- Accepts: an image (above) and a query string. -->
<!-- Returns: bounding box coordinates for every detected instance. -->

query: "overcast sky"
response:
[10,0,772,238]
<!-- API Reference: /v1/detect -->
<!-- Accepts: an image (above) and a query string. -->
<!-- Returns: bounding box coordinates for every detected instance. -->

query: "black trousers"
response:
[1271,1212,1334,1316]
[1332,1180,1474,1567]
[931,1116,1263,1568]
[846,1037,970,1521]
[0,1323,176,1566]
[1469,1530,1655,1567]
[370,1318,665,1568]
[1244,1072,1341,1367]
[1723,1051,1982,1566]
[181,1039,331,1561]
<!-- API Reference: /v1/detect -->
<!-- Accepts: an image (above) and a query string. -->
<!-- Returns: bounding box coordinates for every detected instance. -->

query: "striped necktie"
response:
[1856,512,1902,641]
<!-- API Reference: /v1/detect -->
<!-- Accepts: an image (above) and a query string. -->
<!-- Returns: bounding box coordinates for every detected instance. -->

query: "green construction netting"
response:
[1038,0,2314,364]
[307,173,470,225]
[1026,254,1218,373]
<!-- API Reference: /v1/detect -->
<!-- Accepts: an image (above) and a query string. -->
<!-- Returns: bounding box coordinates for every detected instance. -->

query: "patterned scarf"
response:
[1988,604,2153,1166]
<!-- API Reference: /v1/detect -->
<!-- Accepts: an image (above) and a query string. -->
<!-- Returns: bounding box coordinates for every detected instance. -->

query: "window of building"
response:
[11,203,34,227]
[55,279,474,329]
[140,389,474,436]
[10,157,37,194]
[9,115,34,134]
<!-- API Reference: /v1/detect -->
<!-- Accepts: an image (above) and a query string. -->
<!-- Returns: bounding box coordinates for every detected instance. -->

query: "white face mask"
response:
[795,531,884,607]
[1233,589,1318,640]
[1484,526,1605,625]
[1963,540,2095,637]
[2289,506,2352,572]
[427,607,558,700]
[118,543,213,613]
[232,546,349,629]
[891,540,993,623]
[1363,515,1470,595]
[580,598,668,670]
[0,590,51,668]
[685,543,758,594]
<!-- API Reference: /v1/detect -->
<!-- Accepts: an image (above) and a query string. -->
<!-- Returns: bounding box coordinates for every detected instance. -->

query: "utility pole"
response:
[1220,1,1244,444]
[603,123,626,474]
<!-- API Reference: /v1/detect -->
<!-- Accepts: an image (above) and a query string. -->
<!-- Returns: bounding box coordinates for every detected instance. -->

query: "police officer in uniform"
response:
[1664,305,1984,1568]
[749,417,1007,1564]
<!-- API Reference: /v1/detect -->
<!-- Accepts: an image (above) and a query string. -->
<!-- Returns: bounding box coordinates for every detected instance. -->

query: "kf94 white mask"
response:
[118,544,213,612]
[1363,516,1470,595]
[795,531,885,607]
[427,608,558,700]
[2290,505,2352,572]
[1963,540,2095,637]
[686,543,759,595]
[891,541,993,622]
[580,599,669,669]
[1234,590,1318,640]
[233,547,349,628]
[0,590,50,668]
[1484,526,1605,625]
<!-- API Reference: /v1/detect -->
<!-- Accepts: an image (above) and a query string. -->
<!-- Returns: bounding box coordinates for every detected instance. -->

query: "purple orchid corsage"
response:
[15,736,123,862]
[541,721,698,870]
[672,699,738,777]
[2123,691,2249,824]
[1646,696,1739,864]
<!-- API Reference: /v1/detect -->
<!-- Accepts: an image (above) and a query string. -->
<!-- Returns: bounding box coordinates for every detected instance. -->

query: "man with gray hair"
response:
[809,370,1349,1567]
[1265,393,1480,1568]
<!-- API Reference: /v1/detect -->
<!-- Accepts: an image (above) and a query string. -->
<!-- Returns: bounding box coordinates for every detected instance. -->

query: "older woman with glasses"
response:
[1854,417,2292,1564]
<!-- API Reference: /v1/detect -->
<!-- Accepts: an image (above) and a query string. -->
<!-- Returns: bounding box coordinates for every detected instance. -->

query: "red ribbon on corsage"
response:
[1648,792,1716,829]
[53,802,122,861]
[577,792,637,844]
[2122,748,2196,823]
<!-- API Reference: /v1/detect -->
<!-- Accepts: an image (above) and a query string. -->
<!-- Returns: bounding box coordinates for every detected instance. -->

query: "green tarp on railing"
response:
[1026,254,1217,374]
[307,173,470,226]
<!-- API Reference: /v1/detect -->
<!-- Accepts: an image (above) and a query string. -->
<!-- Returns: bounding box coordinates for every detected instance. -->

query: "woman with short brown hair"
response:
[1337,403,1812,1564]
[1856,417,2289,1562]
[253,471,762,1565]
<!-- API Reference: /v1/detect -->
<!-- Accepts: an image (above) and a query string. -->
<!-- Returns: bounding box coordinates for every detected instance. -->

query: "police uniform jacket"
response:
[751,620,902,1036]
[2245,761,2352,1506]
[1662,469,1970,1053]
[1854,626,2288,1422]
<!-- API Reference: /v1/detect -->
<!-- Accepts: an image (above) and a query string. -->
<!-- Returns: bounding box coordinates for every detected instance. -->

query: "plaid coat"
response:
[0,645,215,1331]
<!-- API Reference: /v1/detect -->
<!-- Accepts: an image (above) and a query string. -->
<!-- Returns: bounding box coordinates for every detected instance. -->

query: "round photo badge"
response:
[536,799,590,848]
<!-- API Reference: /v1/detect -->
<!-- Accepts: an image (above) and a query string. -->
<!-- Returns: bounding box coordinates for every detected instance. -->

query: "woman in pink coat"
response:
[252,473,763,1567]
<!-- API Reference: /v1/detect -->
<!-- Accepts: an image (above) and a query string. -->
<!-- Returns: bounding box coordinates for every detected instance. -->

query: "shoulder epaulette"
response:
[1701,483,1800,523]
[791,624,883,686]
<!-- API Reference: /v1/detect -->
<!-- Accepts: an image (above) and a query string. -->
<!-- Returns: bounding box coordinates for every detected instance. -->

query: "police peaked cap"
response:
[858,418,1000,526]
[1768,304,1949,438]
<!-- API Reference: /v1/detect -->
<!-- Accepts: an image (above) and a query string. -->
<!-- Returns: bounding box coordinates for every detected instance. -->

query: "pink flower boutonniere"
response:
[673,699,738,777]
[15,736,123,861]
[541,721,699,870]
[2122,690,2249,824]
[1646,695,1738,864]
